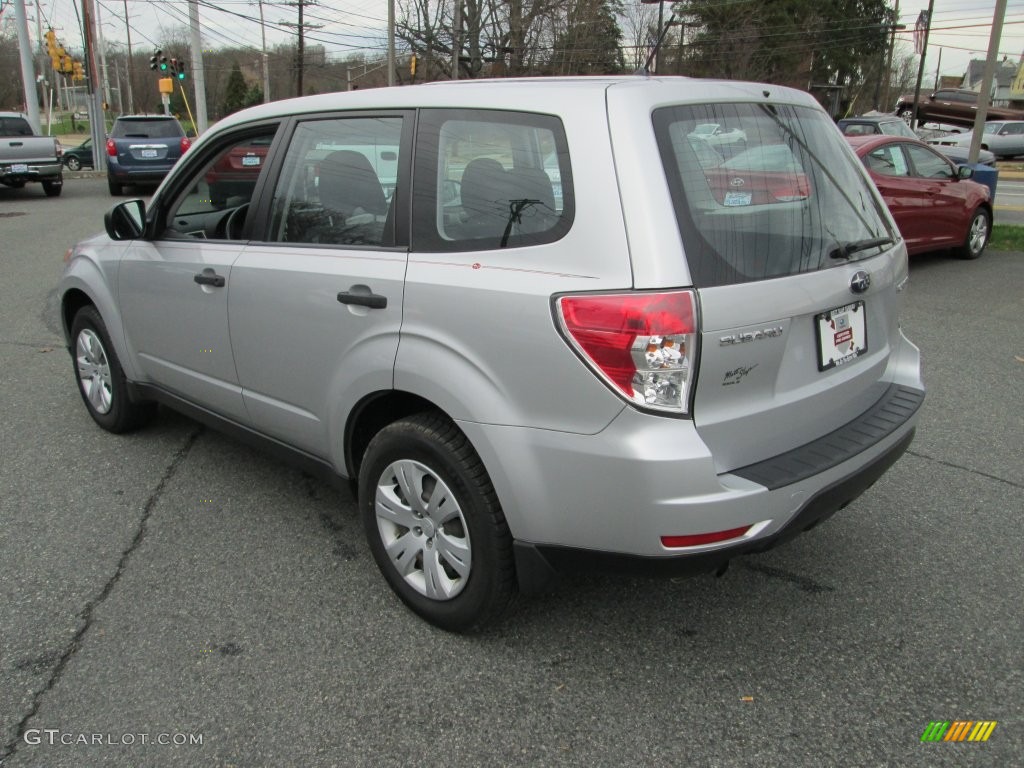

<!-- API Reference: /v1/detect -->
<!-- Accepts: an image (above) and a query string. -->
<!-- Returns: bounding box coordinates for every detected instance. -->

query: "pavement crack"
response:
[0,427,203,762]
[905,450,1022,489]
[0,339,64,349]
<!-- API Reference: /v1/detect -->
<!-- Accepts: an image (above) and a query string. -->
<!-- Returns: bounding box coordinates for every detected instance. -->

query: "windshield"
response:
[654,102,895,287]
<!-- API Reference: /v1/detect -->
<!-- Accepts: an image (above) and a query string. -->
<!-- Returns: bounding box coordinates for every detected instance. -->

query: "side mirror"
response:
[104,199,146,240]
[957,165,974,180]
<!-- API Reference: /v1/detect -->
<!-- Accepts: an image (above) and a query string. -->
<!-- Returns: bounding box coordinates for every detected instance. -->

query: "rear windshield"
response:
[0,116,33,136]
[111,118,183,139]
[654,103,895,287]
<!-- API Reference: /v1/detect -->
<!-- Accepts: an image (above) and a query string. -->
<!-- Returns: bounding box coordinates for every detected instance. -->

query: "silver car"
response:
[58,78,924,631]
[930,120,1024,159]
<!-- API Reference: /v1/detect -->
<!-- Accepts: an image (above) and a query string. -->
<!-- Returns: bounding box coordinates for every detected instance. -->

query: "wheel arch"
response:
[344,390,447,480]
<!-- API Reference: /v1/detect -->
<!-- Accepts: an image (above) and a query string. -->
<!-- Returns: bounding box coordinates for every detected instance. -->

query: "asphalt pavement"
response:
[0,178,1020,767]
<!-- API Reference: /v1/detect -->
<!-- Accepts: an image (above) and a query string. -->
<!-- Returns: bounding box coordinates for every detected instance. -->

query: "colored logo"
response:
[921,721,997,742]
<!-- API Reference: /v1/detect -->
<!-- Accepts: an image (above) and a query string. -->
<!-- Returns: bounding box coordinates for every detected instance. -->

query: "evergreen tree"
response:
[222,64,249,116]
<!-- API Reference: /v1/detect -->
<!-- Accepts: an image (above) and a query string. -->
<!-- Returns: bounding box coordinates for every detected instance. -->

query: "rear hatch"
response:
[110,117,184,165]
[652,101,906,472]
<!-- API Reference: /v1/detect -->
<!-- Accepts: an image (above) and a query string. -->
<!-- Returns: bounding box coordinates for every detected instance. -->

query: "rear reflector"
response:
[661,525,751,548]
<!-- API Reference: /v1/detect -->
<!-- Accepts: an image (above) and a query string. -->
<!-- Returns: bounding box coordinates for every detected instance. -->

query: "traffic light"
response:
[150,49,161,71]
[72,60,85,82]
[159,54,169,72]
[175,60,186,81]
[62,56,73,74]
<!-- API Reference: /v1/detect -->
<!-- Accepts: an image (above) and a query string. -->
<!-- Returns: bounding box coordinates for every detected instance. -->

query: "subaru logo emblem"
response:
[850,271,871,294]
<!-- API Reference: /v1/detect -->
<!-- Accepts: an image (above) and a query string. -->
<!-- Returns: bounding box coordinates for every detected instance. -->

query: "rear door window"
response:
[653,102,895,288]
[412,109,574,251]
[112,118,183,138]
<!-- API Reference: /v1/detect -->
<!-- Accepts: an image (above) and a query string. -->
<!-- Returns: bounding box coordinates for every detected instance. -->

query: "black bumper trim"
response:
[732,384,924,491]
[514,427,916,592]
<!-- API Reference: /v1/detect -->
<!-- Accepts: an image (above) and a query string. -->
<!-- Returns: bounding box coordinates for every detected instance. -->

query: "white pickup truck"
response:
[0,112,63,196]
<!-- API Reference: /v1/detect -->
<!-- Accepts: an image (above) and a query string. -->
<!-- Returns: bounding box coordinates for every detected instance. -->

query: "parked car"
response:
[702,143,811,205]
[106,115,190,195]
[688,122,747,150]
[63,137,94,171]
[847,135,991,259]
[894,88,1024,129]
[838,115,918,139]
[0,111,63,196]
[59,77,924,631]
[928,120,1024,160]
[931,144,996,168]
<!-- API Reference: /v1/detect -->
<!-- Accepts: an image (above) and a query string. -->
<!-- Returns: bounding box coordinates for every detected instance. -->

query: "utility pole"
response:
[880,0,902,112]
[258,0,270,102]
[188,0,208,133]
[281,1,320,97]
[81,0,106,170]
[910,0,934,129]
[452,1,461,79]
[387,0,395,86]
[968,0,1008,163]
[14,0,42,133]
[94,0,112,109]
[123,0,134,113]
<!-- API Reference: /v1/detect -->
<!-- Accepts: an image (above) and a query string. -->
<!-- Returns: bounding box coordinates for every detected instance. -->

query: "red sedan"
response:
[846,135,991,259]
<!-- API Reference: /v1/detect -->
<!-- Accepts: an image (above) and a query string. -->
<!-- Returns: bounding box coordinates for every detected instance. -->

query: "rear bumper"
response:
[108,163,175,182]
[514,426,916,591]
[460,378,923,590]
[0,161,62,183]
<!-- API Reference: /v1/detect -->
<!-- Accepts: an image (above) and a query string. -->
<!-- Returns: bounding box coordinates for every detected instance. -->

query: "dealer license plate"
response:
[815,301,867,371]
[723,191,752,207]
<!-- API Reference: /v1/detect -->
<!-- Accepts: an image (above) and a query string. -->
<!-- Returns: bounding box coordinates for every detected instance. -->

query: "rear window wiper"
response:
[829,236,894,259]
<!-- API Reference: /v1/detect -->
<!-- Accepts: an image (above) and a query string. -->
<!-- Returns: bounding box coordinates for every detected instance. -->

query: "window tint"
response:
[906,144,953,179]
[112,118,184,138]
[865,145,909,176]
[654,102,894,287]
[0,117,33,136]
[412,109,573,251]
[878,120,917,139]
[161,128,276,240]
[268,117,403,247]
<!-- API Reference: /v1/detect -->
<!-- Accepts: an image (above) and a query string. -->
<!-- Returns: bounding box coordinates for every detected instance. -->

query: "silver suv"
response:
[58,77,924,631]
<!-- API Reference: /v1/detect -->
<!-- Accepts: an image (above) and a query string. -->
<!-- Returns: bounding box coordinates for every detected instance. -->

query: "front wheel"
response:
[65,156,82,171]
[956,207,990,260]
[359,413,516,632]
[70,306,154,432]
[897,107,913,126]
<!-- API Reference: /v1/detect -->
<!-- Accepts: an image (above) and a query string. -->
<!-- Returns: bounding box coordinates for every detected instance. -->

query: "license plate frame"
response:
[140,149,158,159]
[815,301,867,371]
[11,163,28,173]
[723,190,752,207]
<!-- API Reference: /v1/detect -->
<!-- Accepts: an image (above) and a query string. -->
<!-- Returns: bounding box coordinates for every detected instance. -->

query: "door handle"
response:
[194,271,226,287]
[337,291,387,309]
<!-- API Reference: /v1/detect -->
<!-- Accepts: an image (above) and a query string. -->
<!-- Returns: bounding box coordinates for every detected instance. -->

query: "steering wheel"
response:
[219,203,250,239]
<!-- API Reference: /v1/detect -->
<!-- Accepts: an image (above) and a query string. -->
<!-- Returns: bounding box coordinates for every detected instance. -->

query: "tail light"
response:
[180,136,192,154]
[556,290,698,415]
[767,173,810,202]
[106,138,117,157]
[54,139,63,158]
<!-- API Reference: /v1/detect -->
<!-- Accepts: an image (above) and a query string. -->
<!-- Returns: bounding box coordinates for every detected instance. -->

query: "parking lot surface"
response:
[1,178,1020,766]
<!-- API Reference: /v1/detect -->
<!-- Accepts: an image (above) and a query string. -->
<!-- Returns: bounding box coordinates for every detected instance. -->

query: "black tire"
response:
[43,179,62,197]
[897,107,913,126]
[70,306,155,433]
[65,156,82,171]
[956,207,990,260]
[358,413,516,632]
[108,179,123,196]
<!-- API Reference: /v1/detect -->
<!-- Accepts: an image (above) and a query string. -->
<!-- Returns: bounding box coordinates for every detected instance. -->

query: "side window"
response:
[865,145,909,177]
[412,109,573,251]
[905,144,953,180]
[162,128,277,240]
[268,116,403,247]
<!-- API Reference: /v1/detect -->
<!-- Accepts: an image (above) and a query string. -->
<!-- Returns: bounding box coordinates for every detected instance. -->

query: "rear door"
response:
[227,113,412,459]
[650,101,906,472]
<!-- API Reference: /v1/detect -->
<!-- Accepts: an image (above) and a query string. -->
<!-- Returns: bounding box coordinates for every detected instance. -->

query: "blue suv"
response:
[106,115,191,195]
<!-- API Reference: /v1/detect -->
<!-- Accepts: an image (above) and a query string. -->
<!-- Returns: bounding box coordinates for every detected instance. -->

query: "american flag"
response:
[914,10,930,55]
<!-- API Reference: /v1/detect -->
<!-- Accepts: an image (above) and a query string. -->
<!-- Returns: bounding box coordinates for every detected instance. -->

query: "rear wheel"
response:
[43,179,62,197]
[956,207,990,260]
[107,179,123,196]
[65,156,82,171]
[359,413,516,632]
[70,306,154,432]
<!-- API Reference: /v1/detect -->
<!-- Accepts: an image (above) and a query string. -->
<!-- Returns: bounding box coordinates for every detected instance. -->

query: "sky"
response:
[11,0,1024,87]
